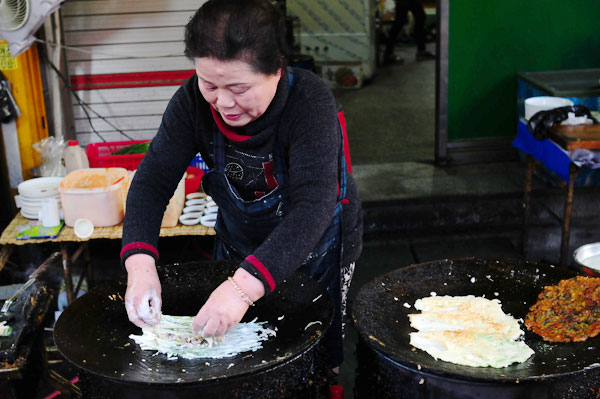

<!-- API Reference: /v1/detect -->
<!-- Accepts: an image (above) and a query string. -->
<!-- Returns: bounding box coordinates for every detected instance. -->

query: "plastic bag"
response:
[32,137,67,177]
[527,105,599,140]
[571,148,600,169]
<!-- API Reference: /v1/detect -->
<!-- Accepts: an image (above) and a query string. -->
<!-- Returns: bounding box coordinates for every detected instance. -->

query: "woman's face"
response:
[195,57,282,127]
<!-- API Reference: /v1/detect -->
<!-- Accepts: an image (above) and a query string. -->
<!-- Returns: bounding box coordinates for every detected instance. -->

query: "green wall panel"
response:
[448,1,600,140]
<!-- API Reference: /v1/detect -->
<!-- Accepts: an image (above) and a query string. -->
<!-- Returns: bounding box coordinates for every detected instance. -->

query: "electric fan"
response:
[0,0,65,56]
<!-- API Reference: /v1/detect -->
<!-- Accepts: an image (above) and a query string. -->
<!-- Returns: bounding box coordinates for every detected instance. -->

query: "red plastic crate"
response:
[86,140,151,171]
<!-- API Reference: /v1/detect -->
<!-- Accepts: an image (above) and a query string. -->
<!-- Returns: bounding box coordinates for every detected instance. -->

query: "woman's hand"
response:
[193,268,265,337]
[124,253,162,329]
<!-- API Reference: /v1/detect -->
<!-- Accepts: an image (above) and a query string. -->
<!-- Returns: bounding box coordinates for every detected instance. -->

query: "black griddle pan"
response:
[54,260,333,385]
[352,258,600,382]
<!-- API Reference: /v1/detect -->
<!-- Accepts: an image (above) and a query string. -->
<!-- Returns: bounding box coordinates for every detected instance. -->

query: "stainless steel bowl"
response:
[573,242,600,276]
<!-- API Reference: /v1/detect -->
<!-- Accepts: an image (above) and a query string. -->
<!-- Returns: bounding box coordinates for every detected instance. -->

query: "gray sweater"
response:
[121,67,362,294]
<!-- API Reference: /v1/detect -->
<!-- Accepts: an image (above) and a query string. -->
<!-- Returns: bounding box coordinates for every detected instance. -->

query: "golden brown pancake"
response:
[525,276,600,342]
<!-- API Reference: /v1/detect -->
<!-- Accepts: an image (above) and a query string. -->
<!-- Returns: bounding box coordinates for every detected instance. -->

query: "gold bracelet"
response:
[227,277,255,306]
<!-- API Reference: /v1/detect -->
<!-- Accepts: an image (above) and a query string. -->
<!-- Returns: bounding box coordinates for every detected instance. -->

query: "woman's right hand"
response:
[124,253,162,329]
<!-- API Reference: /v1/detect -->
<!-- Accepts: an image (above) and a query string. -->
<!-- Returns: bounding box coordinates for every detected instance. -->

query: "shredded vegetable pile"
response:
[129,315,276,359]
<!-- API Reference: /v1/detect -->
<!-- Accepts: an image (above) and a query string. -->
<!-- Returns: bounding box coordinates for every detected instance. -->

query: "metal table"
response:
[519,127,600,267]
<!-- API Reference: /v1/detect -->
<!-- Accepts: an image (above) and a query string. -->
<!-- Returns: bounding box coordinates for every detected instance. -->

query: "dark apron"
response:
[202,76,349,367]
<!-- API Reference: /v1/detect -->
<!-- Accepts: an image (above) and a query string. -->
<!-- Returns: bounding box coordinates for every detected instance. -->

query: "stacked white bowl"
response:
[15,177,63,219]
[178,192,218,227]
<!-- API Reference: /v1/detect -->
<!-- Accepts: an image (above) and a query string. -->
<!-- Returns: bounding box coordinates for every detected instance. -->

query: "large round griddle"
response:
[352,258,600,382]
[54,261,333,385]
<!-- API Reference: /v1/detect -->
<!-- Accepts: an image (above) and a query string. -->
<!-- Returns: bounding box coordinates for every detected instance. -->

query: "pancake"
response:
[409,295,533,368]
[525,275,600,342]
[410,295,523,340]
[410,330,534,368]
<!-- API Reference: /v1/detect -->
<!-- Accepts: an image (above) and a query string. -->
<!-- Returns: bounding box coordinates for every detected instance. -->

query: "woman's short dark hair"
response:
[184,0,290,75]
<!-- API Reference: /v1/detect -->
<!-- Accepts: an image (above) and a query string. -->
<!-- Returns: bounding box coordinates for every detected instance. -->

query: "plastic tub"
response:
[59,168,128,227]
[184,166,204,195]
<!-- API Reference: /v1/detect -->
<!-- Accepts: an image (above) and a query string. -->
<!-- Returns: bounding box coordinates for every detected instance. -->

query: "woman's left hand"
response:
[192,279,249,337]
[192,269,265,337]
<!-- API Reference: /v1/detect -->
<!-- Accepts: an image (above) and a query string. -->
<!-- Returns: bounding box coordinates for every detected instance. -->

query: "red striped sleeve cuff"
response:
[120,242,159,260]
[245,255,276,293]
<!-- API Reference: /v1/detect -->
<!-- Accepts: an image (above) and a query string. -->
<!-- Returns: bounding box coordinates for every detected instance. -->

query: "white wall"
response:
[62,0,204,145]
[62,0,375,143]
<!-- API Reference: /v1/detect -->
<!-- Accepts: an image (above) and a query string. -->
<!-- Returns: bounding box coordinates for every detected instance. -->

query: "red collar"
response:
[210,106,252,142]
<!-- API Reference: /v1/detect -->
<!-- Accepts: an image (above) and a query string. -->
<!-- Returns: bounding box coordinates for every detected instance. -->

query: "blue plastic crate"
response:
[190,153,209,171]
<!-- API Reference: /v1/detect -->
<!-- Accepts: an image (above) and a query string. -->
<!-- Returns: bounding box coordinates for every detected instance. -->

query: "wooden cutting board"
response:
[549,124,600,150]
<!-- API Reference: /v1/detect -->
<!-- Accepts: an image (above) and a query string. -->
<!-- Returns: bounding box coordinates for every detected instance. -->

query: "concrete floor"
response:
[333,45,436,165]
[332,43,526,202]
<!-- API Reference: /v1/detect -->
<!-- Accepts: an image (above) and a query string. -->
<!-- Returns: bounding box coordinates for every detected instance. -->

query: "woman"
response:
[121,0,362,368]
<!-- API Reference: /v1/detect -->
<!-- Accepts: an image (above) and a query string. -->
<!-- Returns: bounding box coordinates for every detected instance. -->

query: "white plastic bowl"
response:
[15,194,61,208]
[524,96,574,120]
[17,177,63,198]
[573,242,600,276]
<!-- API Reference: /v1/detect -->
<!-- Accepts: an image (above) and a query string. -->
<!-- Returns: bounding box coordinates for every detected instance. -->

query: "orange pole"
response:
[1,41,49,179]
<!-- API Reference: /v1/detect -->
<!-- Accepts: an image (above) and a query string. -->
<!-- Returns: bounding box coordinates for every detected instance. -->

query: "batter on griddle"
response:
[129,315,275,359]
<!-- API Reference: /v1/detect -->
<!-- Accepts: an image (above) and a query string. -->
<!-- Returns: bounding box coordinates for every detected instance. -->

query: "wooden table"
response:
[548,124,600,151]
[0,213,215,304]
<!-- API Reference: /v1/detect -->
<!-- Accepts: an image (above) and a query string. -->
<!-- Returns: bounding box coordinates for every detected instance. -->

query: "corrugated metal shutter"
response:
[62,0,206,145]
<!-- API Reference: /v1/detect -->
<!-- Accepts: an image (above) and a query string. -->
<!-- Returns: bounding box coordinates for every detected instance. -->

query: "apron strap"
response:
[213,125,227,172]
[337,113,349,201]
[337,108,352,175]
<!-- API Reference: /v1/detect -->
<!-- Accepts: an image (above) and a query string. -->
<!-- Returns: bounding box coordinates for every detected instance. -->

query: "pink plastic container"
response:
[59,168,129,227]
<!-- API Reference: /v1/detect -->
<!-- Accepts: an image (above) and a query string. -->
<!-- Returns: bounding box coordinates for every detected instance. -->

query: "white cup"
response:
[38,198,61,227]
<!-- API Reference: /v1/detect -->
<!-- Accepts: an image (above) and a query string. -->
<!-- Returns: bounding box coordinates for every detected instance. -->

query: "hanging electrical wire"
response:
[40,49,136,142]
